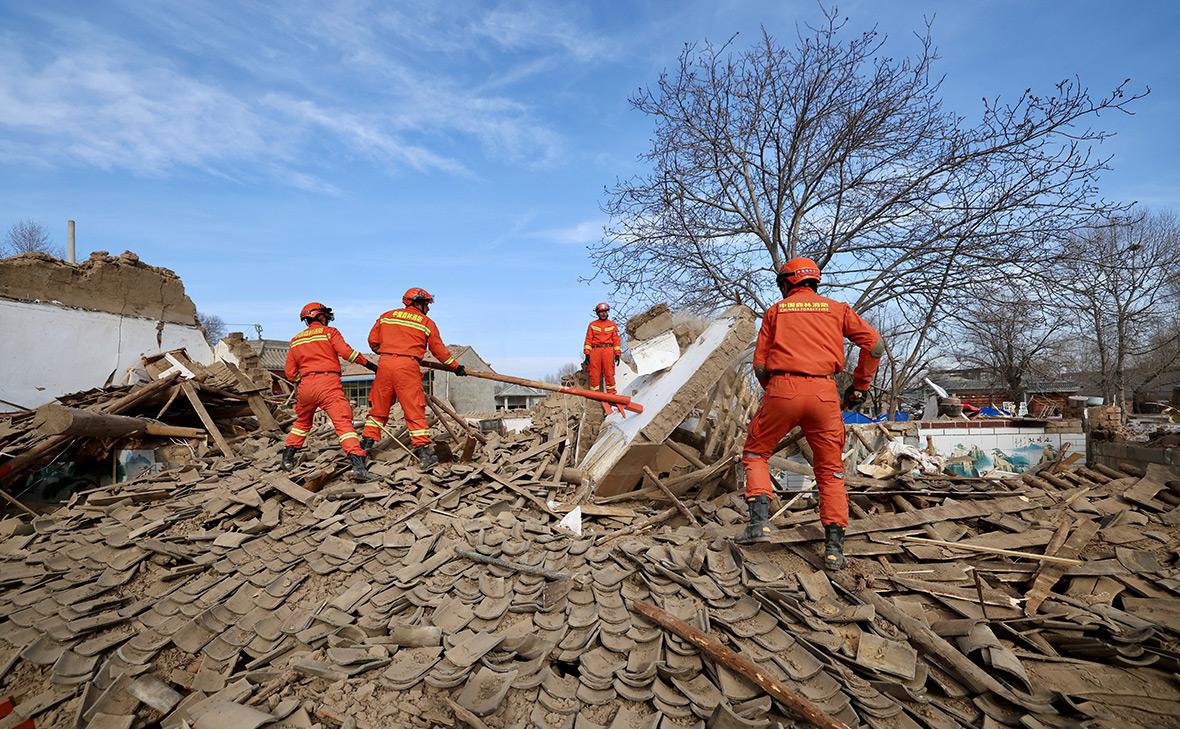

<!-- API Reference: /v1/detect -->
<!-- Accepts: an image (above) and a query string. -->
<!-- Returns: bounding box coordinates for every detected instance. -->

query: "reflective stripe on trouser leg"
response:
[800,405,848,528]
[319,386,365,456]
[587,348,603,392]
[388,357,432,447]
[741,390,801,500]
[362,363,397,440]
[597,348,617,393]
[284,386,318,448]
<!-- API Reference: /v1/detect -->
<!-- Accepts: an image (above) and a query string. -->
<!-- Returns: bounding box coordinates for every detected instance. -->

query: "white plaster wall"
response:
[0,298,214,408]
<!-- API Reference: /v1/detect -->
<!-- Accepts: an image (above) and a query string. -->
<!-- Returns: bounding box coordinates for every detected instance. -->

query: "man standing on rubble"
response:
[362,288,465,468]
[738,258,884,570]
[583,302,622,395]
[281,302,375,480]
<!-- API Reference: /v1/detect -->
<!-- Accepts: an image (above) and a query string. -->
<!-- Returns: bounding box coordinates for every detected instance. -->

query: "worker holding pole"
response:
[583,302,622,395]
[737,258,884,570]
[362,288,465,468]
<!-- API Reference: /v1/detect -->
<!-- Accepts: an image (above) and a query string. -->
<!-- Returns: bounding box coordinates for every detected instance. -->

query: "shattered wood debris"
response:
[0,349,286,492]
[3,302,1180,728]
[1,396,1179,729]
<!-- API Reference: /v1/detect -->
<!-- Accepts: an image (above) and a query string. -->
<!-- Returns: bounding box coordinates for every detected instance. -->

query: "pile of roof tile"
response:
[2,412,1179,729]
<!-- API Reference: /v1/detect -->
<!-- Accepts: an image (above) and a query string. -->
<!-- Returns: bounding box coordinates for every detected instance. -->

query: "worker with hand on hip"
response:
[281,302,374,481]
[583,302,622,394]
[362,288,464,469]
[737,258,884,571]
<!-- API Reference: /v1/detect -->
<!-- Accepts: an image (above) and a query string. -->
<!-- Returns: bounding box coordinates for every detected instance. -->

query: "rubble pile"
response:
[2,398,1179,729]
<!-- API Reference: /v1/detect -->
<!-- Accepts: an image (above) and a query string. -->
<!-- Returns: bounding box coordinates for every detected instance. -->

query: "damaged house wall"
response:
[0,251,212,408]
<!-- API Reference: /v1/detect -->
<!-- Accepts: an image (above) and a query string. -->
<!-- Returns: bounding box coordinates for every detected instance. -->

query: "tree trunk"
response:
[33,405,205,439]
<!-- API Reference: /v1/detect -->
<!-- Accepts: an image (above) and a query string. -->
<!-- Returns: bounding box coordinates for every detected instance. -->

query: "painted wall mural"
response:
[920,429,1087,477]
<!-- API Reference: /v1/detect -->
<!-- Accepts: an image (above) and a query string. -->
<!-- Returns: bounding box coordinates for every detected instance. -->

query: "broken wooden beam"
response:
[895,535,1084,566]
[180,381,235,457]
[33,405,205,439]
[630,600,852,729]
[767,496,1038,544]
[643,466,699,526]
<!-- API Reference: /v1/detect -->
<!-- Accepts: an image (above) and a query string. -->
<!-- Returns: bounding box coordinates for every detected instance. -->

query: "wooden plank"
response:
[643,466,698,526]
[247,394,281,432]
[767,496,1037,544]
[1024,518,1099,616]
[897,536,1084,565]
[506,437,562,464]
[265,473,315,506]
[180,381,235,457]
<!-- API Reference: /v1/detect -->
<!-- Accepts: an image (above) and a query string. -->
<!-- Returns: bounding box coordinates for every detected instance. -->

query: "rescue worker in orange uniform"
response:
[281,302,377,480]
[583,302,622,394]
[739,258,884,570]
[362,288,465,468]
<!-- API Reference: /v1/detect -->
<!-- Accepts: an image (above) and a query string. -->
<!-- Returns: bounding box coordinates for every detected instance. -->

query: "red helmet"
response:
[594,302,610,313]
[777,257,821,286]
[403,288,434,307]
[299,302,334,323]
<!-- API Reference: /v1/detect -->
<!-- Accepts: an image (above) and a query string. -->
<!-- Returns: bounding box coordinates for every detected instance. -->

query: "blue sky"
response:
[1,1,1177,378]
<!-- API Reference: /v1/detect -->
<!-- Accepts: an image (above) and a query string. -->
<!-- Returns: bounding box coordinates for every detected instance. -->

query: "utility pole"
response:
[253,324,263,341]
[67,220,76,263]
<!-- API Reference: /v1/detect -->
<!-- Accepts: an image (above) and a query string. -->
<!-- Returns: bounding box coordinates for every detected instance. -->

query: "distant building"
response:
[495,383,549,411]
[924,367,1080,416]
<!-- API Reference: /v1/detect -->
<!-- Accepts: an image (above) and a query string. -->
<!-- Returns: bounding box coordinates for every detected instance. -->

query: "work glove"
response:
[455,365,467,377]
[583,355,590,368]
[614,355,620,365]
[363,361,379,373]
[842,386,868,410]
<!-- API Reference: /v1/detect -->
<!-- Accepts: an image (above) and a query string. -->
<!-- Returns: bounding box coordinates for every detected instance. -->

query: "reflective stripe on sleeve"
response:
[443,356,455,365]
[347,350,360,362]
[290,335,330,348]
[379,318,432,335]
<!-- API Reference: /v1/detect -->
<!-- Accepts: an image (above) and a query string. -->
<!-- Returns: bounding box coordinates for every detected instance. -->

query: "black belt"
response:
[769,371,834,379]
[590,344,615,349]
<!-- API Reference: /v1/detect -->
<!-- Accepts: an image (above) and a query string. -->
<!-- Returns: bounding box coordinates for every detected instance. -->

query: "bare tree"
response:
[196,312,227,345]
[591,8,1145,412]
[5,220,61,257]
[1057,211,1179,413]
[543,362,581,385]
[951,281,1068,404]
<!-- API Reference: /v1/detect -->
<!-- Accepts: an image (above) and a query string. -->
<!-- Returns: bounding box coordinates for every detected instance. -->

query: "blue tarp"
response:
[842,412,909,424]
[978,406,1012,417]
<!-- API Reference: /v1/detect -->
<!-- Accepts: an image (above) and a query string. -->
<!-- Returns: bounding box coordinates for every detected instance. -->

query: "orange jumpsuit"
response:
[363,307,458,447]
[284,325,369,456]
[743,287,882,527]
[584,318,622,393]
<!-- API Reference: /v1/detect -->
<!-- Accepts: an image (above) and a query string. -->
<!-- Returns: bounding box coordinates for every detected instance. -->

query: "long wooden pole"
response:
[420,361,642,413]
[630,601,851,729]
[895,535,1084,565]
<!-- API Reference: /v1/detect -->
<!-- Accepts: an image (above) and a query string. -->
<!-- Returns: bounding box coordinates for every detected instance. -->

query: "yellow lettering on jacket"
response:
[778,301,830,313]
[388,310,424,323]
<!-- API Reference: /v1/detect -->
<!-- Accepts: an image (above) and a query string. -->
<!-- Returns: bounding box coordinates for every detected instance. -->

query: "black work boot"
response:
[823,524,847,571]
[736,495,771,544]
[348,454,372,481]
[280,446,297,471]
[413,445,439,469]
[360,436,374,452]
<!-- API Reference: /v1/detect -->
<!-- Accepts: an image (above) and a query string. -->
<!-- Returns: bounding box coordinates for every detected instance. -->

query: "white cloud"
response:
[0,1,607,185]
[533,219,606,246]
